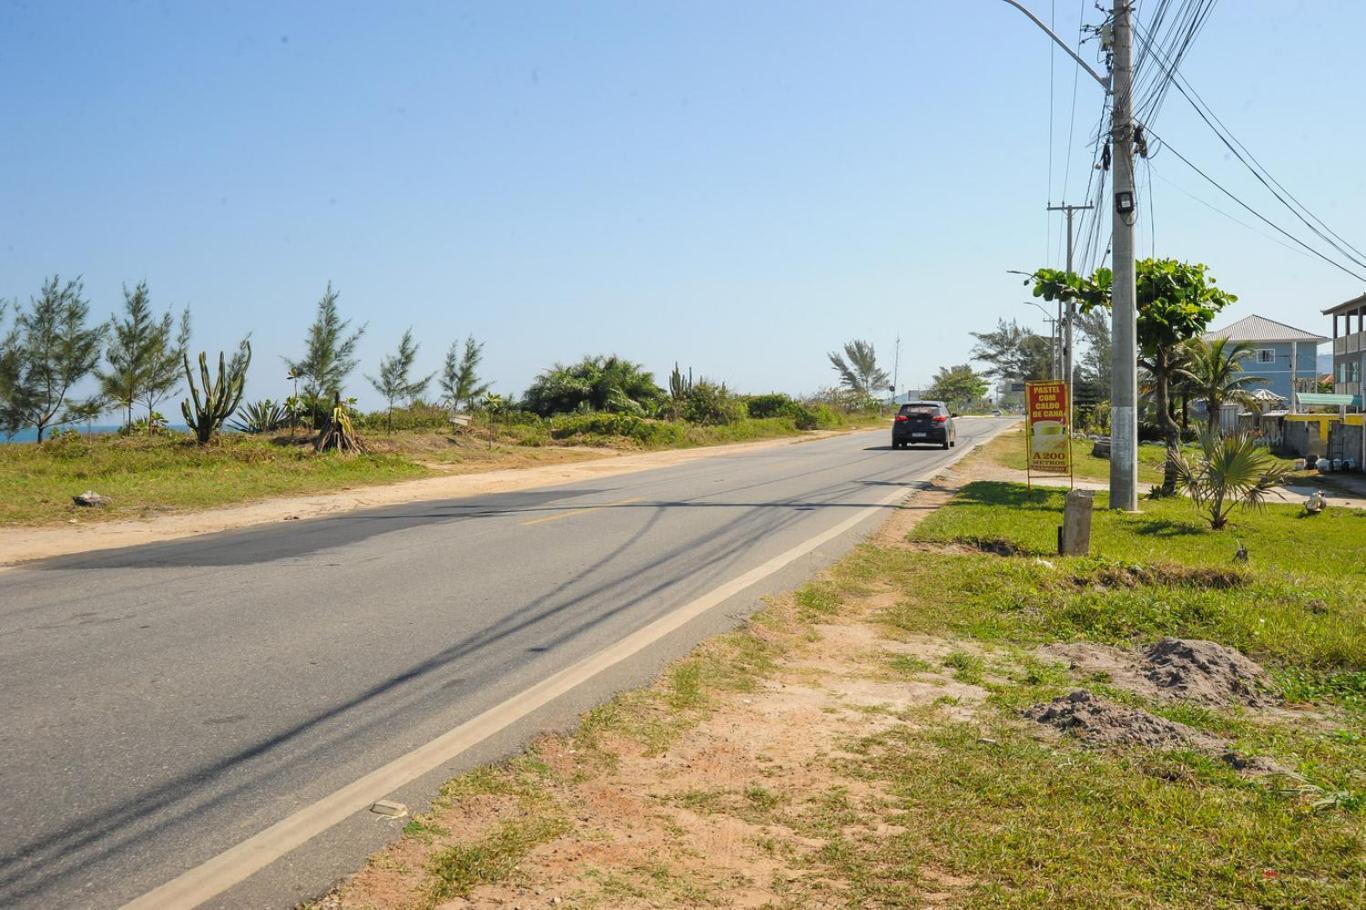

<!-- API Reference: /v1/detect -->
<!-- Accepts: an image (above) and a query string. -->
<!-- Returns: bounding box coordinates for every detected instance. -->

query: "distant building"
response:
[1202,314,1326,412]
[1324,293,1365,406]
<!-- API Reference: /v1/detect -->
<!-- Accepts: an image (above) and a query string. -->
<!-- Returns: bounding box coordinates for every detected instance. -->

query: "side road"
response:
[0,427,881,567]
[310,444,1364,909]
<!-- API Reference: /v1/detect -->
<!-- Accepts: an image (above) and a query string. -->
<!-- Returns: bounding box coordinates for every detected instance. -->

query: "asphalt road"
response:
[0,419,1012,908]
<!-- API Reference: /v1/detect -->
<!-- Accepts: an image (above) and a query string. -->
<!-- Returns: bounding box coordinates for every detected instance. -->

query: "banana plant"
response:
[181,341,251,444]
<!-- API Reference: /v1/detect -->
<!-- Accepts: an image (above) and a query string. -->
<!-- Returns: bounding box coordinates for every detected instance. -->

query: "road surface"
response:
[0,419,1011,908]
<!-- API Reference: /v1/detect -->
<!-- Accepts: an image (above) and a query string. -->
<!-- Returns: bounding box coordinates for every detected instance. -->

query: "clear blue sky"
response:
[3,0,1362,410]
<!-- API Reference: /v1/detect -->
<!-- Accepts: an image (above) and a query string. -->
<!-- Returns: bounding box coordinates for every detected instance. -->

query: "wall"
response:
[1241,341,1320,402]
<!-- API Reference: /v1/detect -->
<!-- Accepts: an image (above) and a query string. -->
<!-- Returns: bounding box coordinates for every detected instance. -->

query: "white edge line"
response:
[121,427,1005,910]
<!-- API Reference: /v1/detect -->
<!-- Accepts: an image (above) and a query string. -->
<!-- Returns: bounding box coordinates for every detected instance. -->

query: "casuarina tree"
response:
[1030,259,1236,495]
[1,275,105,441]
[925,364,989,412]
[969,320,1054,382]
[367,328,434,432]
[827,340,889,401]
[97,281,190,428]
[284,283,365,412]
[439,335,490,412]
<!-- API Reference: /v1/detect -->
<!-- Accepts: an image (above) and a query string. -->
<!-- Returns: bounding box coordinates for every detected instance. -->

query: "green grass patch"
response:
[824,721,1364,909]
[850,482,1366,680]
[424,813,569,906]
[982,427,1167,483]
[0,432,428,525]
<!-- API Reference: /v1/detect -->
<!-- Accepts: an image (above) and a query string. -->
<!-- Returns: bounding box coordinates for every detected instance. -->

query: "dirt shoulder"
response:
[310,445,1362,910]
[0,429,864,568]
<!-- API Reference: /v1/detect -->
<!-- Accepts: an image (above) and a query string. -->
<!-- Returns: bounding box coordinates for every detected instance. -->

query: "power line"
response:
[1146,127,1366,282]
[1045,0,1057,264]
[1134,19,1366,271]
[1148,163,1319,262]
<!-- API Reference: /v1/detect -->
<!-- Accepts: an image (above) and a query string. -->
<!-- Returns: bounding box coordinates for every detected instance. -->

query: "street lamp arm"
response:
[996,0,1110,92]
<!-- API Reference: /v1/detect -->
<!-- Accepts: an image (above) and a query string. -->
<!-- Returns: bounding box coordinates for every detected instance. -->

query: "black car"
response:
[892,401,956,450]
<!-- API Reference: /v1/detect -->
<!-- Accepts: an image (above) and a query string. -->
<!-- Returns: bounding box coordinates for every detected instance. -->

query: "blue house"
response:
[1324,293,1365,404]
[1202,314,1326,412]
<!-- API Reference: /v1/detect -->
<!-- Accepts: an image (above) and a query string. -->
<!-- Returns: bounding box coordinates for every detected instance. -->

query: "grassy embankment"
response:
[319,455,1363,909]
[982,426,1169,483]
[0,412,881,526]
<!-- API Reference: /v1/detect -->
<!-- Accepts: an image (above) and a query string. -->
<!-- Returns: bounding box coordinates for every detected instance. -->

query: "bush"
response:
[548,413,689,447]
[743,393,797,419]
[681,381,746,426]
[356,402,452,433]
[798,402,844,430]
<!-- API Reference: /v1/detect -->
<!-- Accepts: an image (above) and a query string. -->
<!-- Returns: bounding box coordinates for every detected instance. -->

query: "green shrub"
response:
[356,402,452,433]
[743,393,797,419]
[681,381,746,426]
[549,413,689,447]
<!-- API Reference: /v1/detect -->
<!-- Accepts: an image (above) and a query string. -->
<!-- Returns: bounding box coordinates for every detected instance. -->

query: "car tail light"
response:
[932,415,948,423]
[894,415,909,422]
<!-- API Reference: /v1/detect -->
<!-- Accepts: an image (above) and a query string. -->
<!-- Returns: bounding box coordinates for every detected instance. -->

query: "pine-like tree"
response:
[367,328,433,432]
[283,283,366,408]
[1,276,105,441]
[97,282,191,427]
[439,335,490,411]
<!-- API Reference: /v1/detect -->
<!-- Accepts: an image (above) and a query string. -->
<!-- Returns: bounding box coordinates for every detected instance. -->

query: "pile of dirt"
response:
[1142,637,1276,707]
[1023,690,1295,778]
[1073,563,1249,591]
[1022,690,1219,751]
[1038,638,1277,708]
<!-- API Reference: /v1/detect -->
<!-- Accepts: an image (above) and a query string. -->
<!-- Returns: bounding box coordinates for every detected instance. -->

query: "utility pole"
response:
[892,333,901,403]
[998,0,1133,507]
[1046,202,1095,386]
[1047,201,1095,433]
[1109,0,1139,510]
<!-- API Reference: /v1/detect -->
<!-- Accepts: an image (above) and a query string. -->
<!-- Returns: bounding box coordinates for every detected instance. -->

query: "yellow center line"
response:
[520,497,643,526]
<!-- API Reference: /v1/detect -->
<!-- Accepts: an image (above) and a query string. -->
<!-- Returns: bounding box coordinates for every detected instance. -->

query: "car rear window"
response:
[900,404,938,416]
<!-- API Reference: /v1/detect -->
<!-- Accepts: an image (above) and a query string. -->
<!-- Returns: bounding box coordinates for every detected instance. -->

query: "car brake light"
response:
[894,415,909,422]
[932,415,947,423]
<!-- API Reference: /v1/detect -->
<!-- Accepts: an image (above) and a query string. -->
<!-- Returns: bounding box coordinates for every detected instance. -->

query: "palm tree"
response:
[1181,337,1266,434]
[524,355,665,416]
[1172,433,1291,529]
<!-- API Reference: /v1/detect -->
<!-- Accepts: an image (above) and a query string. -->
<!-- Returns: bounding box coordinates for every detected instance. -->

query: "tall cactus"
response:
[181,342,251,444]
[669,362,692,400]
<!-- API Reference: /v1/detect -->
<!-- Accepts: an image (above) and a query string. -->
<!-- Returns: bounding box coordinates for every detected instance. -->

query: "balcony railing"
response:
[1334,332,1365,355]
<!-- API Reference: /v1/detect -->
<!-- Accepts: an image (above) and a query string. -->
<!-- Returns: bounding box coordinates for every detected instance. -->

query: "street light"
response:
[1022,301,1059,379]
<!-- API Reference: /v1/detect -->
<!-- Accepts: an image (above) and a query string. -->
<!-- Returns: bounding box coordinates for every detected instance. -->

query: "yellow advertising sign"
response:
[1026,380,1071,476]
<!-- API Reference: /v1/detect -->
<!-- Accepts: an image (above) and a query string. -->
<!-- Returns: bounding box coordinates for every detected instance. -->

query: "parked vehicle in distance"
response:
[892,401,956,450]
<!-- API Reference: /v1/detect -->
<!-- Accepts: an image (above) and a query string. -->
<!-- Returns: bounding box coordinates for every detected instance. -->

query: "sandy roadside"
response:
[0,429,875,568]
[312,445,998,910]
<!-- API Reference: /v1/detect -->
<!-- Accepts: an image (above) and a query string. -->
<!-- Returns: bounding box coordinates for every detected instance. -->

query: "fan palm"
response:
[1181,337,1266,433]
[1171,432,1291,529]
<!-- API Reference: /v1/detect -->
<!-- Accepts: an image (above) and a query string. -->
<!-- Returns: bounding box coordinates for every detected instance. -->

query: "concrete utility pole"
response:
[1108,0,1139,511]
[1048,201,1095,434]
[1046,202,1095,386]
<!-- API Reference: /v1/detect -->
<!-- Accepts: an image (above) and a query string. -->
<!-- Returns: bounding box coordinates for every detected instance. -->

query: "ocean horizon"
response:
[2,424,190,444]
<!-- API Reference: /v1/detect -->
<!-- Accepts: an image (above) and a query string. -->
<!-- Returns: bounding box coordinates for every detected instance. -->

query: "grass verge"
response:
[1,415,881,526]
[312,458,1363,909]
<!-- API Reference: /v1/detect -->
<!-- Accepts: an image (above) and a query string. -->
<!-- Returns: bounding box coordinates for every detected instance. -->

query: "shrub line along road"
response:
[0,418,1014,909]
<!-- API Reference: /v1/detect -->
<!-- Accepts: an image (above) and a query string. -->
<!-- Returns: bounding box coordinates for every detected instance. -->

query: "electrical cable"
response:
[1134,19,1366,270]
[1149,162,1318,262]
[1145,127,1366,282]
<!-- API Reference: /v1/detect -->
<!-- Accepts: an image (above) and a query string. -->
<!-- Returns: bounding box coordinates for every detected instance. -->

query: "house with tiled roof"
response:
[1202,314,1327,412]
